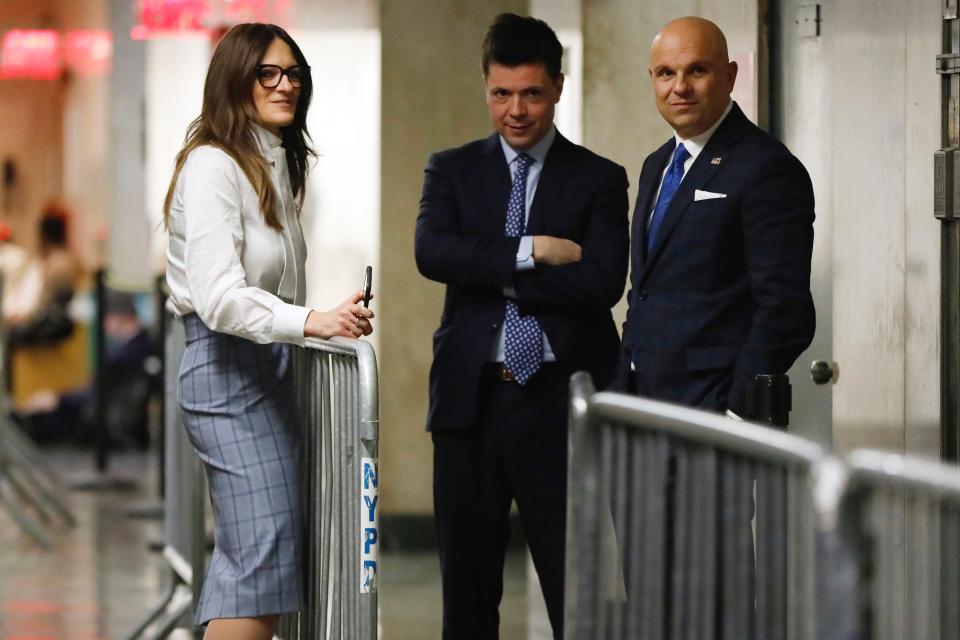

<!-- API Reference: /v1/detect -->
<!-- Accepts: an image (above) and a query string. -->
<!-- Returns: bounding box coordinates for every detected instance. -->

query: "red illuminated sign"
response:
[64,30,113,76]
[0,29,61,80]
[131,0,292,39]
[131,0,208,40]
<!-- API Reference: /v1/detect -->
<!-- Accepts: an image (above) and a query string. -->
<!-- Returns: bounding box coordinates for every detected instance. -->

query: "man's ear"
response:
[554,72,565,102]
[726,60,739,92]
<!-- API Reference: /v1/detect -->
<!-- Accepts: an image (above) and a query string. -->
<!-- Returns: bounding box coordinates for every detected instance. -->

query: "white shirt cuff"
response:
[272,302,311,346]
[515,236,535,271]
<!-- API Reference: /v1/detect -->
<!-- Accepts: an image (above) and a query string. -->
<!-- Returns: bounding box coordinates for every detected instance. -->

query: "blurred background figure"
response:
[16,289,157,447]
[5,201,85,346]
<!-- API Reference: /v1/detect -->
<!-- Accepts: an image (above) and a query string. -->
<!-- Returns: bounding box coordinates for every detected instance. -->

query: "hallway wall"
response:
[379,0,526,516]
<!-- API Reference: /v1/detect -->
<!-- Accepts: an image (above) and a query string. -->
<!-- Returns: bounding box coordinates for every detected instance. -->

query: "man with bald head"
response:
[616,17,815,417]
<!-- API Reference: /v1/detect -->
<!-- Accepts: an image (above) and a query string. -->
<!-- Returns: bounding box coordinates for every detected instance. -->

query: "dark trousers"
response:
[432,364,569,640]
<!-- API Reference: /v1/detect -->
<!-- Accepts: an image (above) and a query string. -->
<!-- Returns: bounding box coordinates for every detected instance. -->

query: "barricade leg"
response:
[4,431,75,526]
[0,476,51,548]
[120,567,184,640]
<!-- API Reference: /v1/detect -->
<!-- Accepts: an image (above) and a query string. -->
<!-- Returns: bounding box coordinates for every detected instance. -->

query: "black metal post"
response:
[154,274,166,499]
[745,374,792,428]
[94,268,108,473]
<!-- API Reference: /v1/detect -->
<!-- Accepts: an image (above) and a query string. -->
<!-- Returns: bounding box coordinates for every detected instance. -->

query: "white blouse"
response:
[166,125,311,346]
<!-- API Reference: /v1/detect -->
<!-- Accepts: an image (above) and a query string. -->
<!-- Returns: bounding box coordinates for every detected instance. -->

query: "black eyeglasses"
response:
[255,64,310,89]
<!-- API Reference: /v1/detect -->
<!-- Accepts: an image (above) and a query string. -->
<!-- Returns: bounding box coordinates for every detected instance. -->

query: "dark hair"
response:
[39,200,70,248]
[481,13,563,81]
[163,23,315,230]
[40,216,66,247]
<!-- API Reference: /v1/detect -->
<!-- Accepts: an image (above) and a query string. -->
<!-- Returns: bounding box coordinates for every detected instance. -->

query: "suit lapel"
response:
[640,104,751,277]
[480,133,512,236]
[525,133,576,235]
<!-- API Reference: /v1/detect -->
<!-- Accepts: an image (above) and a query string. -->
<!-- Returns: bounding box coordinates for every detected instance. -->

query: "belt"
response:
[483,362,559,383]
[485,363,516,382]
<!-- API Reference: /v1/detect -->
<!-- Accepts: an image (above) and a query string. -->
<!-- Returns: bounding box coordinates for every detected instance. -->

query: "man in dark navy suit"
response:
[618,16,815,415]
[415,13,629,639]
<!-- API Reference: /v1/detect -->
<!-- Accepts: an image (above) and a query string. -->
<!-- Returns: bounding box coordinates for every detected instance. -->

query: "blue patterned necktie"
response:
[647,142,691,253]
[503,153,542,385]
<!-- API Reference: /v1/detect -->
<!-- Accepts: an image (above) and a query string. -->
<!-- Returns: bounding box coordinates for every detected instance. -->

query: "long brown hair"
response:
[162,23,315,230]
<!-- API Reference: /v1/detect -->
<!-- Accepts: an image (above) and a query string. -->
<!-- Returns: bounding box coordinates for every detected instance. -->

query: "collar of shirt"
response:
[499,125,556,170]
[673,100,733,164]
[253,124,284,165]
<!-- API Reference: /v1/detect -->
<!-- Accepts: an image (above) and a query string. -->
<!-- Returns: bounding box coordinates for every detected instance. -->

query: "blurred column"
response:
[379,0,525,520]
[108,0,150,286]
[143,34,208,280]
[290,2,380,357]
[61,0,109,271]
[533,0,582,144]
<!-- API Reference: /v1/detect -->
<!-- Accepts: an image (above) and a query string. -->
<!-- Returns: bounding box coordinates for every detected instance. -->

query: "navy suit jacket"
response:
[415,131,629,432]
[617,103,815,415]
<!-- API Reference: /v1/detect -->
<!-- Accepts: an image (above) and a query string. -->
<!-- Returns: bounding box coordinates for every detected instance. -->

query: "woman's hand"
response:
[304,290,374,339]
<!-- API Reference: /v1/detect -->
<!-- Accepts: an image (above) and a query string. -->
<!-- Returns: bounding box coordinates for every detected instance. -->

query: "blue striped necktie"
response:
[647,143,691,253]
[503,153,542,385]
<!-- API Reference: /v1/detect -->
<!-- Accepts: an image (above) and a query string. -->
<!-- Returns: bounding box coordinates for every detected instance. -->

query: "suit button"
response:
[491,322,499,332]
[638,291,648,301]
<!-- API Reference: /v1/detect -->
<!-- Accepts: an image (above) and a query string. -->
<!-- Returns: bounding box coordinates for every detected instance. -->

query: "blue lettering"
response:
[362,560,377,588]
[364,527,378,554]
[363,462,378,489]
[363,494,378,522]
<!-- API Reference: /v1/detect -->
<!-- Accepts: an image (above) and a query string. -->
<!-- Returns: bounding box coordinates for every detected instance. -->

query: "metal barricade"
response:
[818,448,960,640]
[128,315,379,639]
[124,312,206,640]
[564,372,825,640]
[278,335,380,640]
[0,274,75,550]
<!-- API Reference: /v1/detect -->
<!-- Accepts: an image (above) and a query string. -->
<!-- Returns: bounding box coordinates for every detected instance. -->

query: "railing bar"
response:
[756,465,770,638]
[848,449,960,502]
[590,394,824,465]
[643,434,667,639]
[334,356,346,636]
[735,460,753,640]
[598,425,614,639]
[685,448,704,640]
[700,448,718,640]
[349,358,361,636]
[321,354,334,637]
[626,433,642,640]
[945,507,960,640]
[610,426,628,640]
[720,457,737,640]
[669,448,690,639]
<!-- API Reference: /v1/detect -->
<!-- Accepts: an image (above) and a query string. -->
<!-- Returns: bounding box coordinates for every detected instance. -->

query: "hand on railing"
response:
[304,290,374,340]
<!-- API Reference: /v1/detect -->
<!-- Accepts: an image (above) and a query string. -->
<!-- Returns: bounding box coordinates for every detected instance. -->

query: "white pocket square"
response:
[694,189,727,201]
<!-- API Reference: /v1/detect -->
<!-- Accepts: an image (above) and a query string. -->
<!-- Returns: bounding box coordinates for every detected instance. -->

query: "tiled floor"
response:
[0,445,535,639]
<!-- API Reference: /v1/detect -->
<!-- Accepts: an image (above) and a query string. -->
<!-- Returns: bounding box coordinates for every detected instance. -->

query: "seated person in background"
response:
[0,221,32,309]
[17,290,157,447]
[6,202,84,346]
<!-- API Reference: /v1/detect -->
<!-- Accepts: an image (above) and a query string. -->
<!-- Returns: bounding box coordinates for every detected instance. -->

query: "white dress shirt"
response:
[491,126,557,362]
[166,125,311,346]
[649,100,734,225]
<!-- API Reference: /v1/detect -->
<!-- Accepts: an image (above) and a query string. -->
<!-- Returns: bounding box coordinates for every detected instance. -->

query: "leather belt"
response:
[490,363,515,382]
[484,362,560,383]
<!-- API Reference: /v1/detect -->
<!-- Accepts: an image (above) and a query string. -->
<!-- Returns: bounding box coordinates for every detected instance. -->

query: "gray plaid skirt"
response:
[179,314,304,625]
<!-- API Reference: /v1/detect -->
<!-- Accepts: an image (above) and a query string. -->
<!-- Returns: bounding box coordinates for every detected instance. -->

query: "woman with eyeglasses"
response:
[163,23,374,640]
